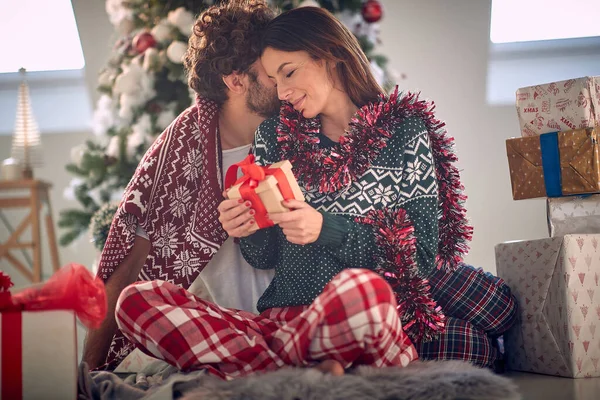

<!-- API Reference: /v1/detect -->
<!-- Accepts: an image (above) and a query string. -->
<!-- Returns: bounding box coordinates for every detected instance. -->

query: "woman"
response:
[231,6,517,368]
[117,7,516,379]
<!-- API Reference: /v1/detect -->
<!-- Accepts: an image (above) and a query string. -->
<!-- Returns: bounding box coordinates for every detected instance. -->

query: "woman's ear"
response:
[222,72,246,95]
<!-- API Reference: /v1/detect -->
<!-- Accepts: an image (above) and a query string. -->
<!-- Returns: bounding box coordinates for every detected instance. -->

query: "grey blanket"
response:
[79,360,521,400]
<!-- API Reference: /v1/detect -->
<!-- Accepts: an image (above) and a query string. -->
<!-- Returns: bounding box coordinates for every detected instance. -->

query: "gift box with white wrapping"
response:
[495,235,600,378]
[0,265,106,399]
[0,310,77,400]
[547,195,600,237]
[516,76,600,137]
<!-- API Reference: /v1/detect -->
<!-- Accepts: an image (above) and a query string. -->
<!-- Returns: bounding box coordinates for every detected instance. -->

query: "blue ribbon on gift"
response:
[540,132,562,197]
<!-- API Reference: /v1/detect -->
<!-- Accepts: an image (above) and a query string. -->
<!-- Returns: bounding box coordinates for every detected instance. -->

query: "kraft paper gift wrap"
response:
[547,195,600,237]
[506,128,600,200]
[516,76,600,137]
[495,235,600,378]
[0,310,77,400]
[226,157,305,231]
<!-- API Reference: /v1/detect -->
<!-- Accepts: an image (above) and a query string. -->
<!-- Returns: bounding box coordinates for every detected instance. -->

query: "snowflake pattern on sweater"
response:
[241,115,439,313]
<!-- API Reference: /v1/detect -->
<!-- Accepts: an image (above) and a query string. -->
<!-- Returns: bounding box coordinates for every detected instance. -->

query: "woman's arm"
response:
[239,227,280,270]
[313,211,378,267]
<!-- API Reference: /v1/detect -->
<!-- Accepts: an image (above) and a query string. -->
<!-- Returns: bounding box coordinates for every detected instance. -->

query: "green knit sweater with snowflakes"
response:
[240,114,439,313]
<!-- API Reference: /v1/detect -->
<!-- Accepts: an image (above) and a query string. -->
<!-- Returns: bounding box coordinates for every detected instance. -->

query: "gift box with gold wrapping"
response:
[506,127,600,200]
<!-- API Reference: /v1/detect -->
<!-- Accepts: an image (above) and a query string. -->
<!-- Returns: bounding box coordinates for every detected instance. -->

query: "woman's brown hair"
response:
[261,6,384,107]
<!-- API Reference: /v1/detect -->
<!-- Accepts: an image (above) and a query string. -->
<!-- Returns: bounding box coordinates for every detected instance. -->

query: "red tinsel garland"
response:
[277,87,472,273]
[356,209,445,342]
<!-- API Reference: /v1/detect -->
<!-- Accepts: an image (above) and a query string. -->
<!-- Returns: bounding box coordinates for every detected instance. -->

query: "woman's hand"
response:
[269,199,323,245]
[218,191,256,238]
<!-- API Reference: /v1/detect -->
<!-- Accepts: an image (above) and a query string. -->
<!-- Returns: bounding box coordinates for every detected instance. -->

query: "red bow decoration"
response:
[0,263,107,329]
[225,155,297,229]
[0,272,13,309]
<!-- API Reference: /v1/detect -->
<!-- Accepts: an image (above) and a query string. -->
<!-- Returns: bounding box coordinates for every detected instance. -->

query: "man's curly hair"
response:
[184,0,275,106]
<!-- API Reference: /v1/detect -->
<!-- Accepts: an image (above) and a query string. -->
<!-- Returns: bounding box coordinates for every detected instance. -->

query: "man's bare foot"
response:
[313,360,345,376]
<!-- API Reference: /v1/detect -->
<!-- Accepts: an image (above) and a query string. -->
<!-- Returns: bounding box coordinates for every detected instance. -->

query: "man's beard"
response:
[246,72,281,118]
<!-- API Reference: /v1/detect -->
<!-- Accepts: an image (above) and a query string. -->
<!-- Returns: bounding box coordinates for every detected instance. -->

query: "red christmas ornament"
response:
[133,31,157,54]
[361,0,383,23]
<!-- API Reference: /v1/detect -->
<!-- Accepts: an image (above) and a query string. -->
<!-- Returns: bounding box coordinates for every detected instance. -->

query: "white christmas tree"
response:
[11,68,43,179]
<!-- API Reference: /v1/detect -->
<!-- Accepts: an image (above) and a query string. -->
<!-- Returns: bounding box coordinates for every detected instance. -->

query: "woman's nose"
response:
[277,85,291,101]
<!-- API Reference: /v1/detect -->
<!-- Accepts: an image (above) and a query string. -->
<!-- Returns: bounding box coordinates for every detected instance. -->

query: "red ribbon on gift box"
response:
[1,264,106,399]
[225,154,296,229]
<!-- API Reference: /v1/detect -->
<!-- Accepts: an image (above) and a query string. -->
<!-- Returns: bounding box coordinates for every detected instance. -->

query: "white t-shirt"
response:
[136,144,274,313]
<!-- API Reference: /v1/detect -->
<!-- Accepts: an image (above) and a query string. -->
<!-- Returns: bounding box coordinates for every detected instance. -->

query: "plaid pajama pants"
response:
[416,264,518,367]
[116,268,417,380]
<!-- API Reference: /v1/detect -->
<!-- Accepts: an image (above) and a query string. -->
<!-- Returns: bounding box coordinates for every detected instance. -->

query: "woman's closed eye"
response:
[286,69,296,78]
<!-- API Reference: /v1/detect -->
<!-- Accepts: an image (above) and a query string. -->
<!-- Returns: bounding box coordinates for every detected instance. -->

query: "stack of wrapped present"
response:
[496,76,600,378]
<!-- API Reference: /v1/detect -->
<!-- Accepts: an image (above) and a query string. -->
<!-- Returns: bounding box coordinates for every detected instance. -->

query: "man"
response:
[83,0,280,370]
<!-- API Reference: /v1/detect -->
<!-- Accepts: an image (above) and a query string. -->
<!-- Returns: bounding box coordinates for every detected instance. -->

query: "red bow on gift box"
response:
[225,154,298,229]
[0,263,107,329]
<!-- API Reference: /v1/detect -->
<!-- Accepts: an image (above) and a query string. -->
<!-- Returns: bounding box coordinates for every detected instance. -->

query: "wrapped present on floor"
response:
[506,127,600,200]
[548,195,600,237]
[495,235,600,378]
[516,76,600,137]
[225,154,305,231]
[0,265,106,400]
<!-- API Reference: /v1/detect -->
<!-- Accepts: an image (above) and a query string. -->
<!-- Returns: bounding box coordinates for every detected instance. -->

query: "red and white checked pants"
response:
[115,268,417,379]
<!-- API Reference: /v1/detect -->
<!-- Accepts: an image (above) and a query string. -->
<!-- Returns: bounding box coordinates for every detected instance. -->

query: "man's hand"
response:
[268,200,323,245]
[218,191,256,238]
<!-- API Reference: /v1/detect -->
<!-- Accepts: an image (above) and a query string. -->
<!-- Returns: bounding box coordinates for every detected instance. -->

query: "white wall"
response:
[378,0,548,272]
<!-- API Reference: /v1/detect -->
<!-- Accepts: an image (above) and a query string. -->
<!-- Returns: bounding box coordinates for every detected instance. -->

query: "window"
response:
[487,0,600,105]
[0,0,91,135]
[0,0,85,74]
[490,0,600,44]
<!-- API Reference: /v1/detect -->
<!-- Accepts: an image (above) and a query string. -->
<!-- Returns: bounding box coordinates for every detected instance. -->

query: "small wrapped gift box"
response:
[506,127,600,200]
[547,195,600,237]
[225,155,305,230]
[496,235,600,378]
[0,265,106,399]
[516,76,600,137]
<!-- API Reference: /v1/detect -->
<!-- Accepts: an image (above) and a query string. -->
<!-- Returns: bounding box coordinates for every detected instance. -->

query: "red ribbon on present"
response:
[0,263,107,328]
[225,155,297,229]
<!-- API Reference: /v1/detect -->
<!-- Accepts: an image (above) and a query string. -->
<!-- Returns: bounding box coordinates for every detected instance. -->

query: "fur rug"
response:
[178,361,521,400]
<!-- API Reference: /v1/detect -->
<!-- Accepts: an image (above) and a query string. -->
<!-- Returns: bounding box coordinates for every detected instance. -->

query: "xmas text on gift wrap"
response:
[516,76,600,137]
[225,155,304,231]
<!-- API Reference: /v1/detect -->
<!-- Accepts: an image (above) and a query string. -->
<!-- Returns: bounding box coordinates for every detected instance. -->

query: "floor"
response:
[506,371,600,400]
